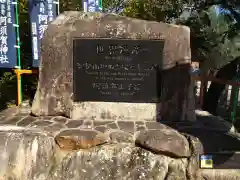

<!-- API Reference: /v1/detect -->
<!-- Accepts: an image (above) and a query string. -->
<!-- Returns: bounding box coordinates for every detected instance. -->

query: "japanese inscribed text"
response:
[73,38,164,103]
[0,0,17,68]
[28,0,57,67]
[85,0,102,12]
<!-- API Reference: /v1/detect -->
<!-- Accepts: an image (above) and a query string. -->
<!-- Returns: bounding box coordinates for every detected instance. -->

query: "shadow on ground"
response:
[160,112,240,169]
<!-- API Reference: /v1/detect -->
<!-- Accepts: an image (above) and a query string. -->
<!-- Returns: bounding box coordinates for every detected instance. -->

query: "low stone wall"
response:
[0,105,239,180]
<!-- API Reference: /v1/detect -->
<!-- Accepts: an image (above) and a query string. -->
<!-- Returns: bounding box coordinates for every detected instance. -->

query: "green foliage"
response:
[102,0,127,13]
[0,71,17,109]
[123,0,240,71]
[59,0,82,12]
[184,5,240,71]
[124,0,193,22]
[19,0,32,69]
[184,6,236,70]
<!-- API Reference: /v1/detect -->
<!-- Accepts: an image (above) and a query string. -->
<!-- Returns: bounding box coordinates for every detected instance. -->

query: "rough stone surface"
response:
[200,169,240,180]
[55,129,107,150]
[0,125,55,180]
[107,129,133,143]
[31,11,195,122]
[0,105,239,179]
[136,129,191,158]
[50,144,189,180]
[184,134,204,180]
[195,109,236,133]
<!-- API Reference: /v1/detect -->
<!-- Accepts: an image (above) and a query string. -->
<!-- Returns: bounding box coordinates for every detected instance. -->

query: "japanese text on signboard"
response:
[85,0,102,12]
[0,0,17,68]
[29,0,57,67]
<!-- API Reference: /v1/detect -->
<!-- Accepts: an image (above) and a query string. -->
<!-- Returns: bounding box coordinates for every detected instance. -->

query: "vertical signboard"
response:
[28,0,58,67]
[84,0,102,12]
[0,0,17,68]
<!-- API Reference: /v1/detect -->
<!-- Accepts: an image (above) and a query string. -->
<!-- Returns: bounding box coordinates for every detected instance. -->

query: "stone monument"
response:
[31,11,196,122]
[0,11,239,180]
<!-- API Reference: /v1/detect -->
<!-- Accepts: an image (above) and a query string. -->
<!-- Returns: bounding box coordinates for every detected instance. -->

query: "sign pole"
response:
[99,0,102,11]
[231,65,240,124]
[14,0,22,105]
[57,0,60,15]
[83,0,87,12]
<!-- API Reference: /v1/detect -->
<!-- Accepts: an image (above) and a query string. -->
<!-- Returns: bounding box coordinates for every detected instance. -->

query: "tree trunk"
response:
[202,59,238,115]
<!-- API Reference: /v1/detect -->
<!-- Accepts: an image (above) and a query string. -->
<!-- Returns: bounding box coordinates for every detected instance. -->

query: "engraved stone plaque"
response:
[73,38,164,103]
